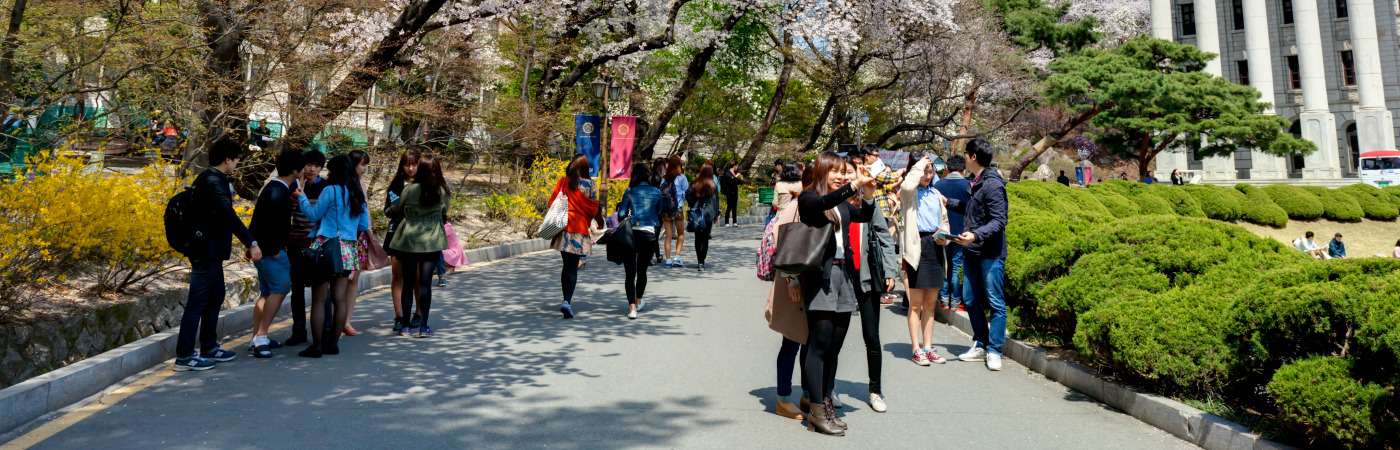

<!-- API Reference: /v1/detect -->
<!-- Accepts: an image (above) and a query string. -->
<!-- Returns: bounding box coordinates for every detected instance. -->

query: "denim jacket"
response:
[618,183,663,230]
[297,184,370,242]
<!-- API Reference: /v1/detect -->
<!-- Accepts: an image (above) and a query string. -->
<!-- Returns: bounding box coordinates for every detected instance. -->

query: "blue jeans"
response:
[963,255,1007,355]
[940,245,965,304]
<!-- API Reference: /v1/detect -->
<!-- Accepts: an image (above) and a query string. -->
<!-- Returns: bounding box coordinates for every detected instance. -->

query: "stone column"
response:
[1349,0,1395,158]
[1194,0,1238,180]
[1245,0,1289,179]
[1294,0,1342,179]
[1151,0,1191,181]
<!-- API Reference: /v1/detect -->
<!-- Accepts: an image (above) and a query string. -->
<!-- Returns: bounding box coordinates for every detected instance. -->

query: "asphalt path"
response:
[12,225,1196,450]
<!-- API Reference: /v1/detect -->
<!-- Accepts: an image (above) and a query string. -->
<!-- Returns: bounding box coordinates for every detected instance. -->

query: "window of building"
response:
[1336,0,1348,18]
[1181,3,1197,36]
[1287,55,1302,89]
[1341,50,1357,86]
[1237,60,1251,85]
[1233,0,1246,30]
[1282,0,1294,24]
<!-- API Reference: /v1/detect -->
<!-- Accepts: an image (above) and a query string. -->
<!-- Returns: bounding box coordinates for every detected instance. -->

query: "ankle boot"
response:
[806,399,845,436]
[826,397,848,431]
[774,398,804,420]
[799,396,811,414]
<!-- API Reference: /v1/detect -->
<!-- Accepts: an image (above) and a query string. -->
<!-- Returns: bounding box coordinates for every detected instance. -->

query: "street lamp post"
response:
[590,76,624,208]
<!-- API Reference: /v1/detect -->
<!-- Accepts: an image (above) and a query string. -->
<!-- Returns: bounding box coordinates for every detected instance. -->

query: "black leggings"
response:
[803,310,852,403]
[723,194,739,224]
[777,337,806,397]
[561,252,582,303]
[858,294,882,394]
[400,251,440,326]
[694,229,712,264]
[623,231,658,304]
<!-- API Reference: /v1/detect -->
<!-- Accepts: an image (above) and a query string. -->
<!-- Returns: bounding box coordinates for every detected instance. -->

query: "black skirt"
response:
[906,234,945,290]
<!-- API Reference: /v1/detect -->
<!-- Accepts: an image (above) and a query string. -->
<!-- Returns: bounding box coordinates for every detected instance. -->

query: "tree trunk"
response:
[634,13,743,160]
[279,0,449,151]
[0,0,27,104]
[803,92,839,152]
[738,32,793,176]
[1007,106,1103,181]
[194,1,259,197]
[951,81,980,154]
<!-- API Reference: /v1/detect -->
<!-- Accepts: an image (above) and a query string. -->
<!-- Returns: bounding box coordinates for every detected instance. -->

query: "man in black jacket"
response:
[948,139,1009,372]
[174,140,262,372]
[247,150,304,358]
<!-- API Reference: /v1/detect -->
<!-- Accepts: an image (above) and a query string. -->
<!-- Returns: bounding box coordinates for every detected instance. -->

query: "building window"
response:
[1237,60,1251,85]
[1181,3,1197,36]
[1341,50,1357,86]
[1282,0,1294,24]
[1233,0,1245,30]
[1336,0,1348,18]
[1287,55,1302,89]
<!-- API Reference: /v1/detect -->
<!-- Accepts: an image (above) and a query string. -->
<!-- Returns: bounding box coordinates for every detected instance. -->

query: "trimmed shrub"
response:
[1008,181,1112,223]
[1085,188,1139,218]
[1075,288,1236,393]
[1339,184,1399,221]
[1120,185,1176,215]
[1183,185,1243,222]
[1267,356,1388,448]
[1146,185,1206,217]
[1262,185,1325,220]
[1235,184,1289,228]
[1303,187,1365,222]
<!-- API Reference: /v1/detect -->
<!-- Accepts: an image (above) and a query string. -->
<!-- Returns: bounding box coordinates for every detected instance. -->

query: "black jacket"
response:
[796,185,874,293]
[249,179,294,256]
[946,168,1008,260]
[191,168,255,261]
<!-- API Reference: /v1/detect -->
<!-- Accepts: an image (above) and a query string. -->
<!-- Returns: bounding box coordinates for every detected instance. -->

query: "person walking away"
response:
[1328,233,1346,259]
[948,139,1010,371]
[388,154,450,337]
[550,155,603,318]
[898,156,951,366]
[284,150,326,346]
[384,151,421,334]
[720,164,744,227]
[659,156,690,267]
[792,151,877,436]
[686,163,720,271]
[172,140,261,371]
[617,163,662,319]
[650,158,670,265]
[935,156,971,311]
[845,158,899,413]
[247,150,304,358]
[293,154,371,357]
[341,150,374,336]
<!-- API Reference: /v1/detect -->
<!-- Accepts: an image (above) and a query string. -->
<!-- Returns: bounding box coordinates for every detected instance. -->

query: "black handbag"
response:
[304,237,344,280]
[773,221,832,275]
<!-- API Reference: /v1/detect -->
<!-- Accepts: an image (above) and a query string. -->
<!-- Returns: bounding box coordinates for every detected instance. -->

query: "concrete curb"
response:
[0,236,554,436]
[935,308,1292,450]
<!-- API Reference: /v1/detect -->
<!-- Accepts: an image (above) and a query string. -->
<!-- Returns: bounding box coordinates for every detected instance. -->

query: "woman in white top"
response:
[897,156,951,366]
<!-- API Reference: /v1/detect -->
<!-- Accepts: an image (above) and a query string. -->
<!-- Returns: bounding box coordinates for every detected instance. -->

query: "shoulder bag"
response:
[773,221,831,275]
[536,194,569,239]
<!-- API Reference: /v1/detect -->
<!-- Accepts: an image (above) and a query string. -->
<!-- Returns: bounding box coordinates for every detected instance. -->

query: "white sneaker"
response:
[986,353,1003,371]
[868,393,887,413]
[958,347,987,362]
[627,309,638,320]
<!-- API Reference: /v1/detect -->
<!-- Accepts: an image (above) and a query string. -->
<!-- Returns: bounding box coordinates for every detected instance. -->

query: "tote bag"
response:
[772,222,831,275]
[536,194,569,240]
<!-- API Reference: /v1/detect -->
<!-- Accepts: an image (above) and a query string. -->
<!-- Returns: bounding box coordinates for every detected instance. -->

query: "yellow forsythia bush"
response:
[0,155,183,319]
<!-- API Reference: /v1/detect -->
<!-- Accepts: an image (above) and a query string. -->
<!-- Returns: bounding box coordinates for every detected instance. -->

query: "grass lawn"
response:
[1239,219,1400,258]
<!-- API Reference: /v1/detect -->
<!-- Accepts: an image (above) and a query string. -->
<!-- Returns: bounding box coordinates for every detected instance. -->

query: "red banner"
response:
[609,116,637,179]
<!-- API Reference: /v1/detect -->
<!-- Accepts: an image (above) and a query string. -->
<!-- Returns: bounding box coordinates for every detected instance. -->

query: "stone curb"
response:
[934,307,1292,450]
[0,236,555,436]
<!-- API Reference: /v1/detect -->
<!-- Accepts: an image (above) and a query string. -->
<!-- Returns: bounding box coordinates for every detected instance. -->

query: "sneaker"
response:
[637,298,646,312]
[392,318,404,335]
[987,353,1004,371]
[173,356,215,371]
[418,326,433,338]
[925,349,948,364]
[627,309,637,320]
[958,347,987,362]
[868,393,887,413]
[560,302,575,319]
[267,339,282,349]
[912,350,931,366]
[203,347,237,363]
[697,263,706,272]
[252,344,273,359]
[437,277,448,288]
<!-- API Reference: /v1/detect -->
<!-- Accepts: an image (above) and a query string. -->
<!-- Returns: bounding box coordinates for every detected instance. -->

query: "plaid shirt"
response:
[872,169,902,223]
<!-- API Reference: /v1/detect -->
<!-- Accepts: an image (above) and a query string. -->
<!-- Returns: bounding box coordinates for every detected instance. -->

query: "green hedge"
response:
[1147,184,1206,217]
[1086,188,1140,218]
[1235,184,1289,228]
[1303,186,1365,222]
[1268,357,1389,448]
[1262,185,1326,220]
[1338,184,1399,221]
[1183,185,1244,222]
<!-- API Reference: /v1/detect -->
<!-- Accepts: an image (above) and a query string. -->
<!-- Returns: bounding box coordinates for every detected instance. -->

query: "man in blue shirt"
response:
[1328,233,1346,259]
[934,156,972,310]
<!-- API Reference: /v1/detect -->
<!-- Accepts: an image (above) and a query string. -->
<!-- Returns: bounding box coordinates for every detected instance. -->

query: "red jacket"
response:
[549,177,600,234]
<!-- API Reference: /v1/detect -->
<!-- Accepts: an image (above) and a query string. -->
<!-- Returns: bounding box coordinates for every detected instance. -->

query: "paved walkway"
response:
[7,226,1195,450]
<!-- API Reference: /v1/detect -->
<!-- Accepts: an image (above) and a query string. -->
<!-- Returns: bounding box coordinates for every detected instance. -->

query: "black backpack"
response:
[660,179,680,215]
[164,186,202,256]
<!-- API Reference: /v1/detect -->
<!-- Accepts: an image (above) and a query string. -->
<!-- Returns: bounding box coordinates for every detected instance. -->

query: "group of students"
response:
[171,141,458,371]
[548,155,738,320]
[762,139,1010,437]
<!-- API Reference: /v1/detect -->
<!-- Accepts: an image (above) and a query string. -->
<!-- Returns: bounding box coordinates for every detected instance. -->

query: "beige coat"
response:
[764,198,807,344]
[898,158,950,269]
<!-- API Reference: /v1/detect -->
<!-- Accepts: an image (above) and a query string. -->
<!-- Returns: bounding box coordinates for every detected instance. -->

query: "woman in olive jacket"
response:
[388,155,450,338]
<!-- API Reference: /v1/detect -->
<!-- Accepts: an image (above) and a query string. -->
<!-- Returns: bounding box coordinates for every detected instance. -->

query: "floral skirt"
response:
[311,236,359,276]
[551,231,594,256]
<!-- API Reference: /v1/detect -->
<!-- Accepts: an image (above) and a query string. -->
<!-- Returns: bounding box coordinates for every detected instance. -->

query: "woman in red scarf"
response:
[549,155,603,318]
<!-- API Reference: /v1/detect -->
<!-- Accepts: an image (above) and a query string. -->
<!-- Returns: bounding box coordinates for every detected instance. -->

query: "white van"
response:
[1359,150,1400,187]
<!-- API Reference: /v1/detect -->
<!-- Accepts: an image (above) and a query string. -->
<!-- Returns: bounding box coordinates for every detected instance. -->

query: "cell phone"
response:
[933,230,959,241]
[868,159,888,177]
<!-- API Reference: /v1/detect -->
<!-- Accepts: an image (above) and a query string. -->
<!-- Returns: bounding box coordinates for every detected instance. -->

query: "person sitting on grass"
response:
[1293,231,1328,259]
[1328,233,1346,259]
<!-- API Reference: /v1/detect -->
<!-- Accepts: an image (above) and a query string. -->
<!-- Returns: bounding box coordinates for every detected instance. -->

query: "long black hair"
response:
[414,153,449,207]
[327,154,366,216]
[388,150,422,196]
[630,162,653,188]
